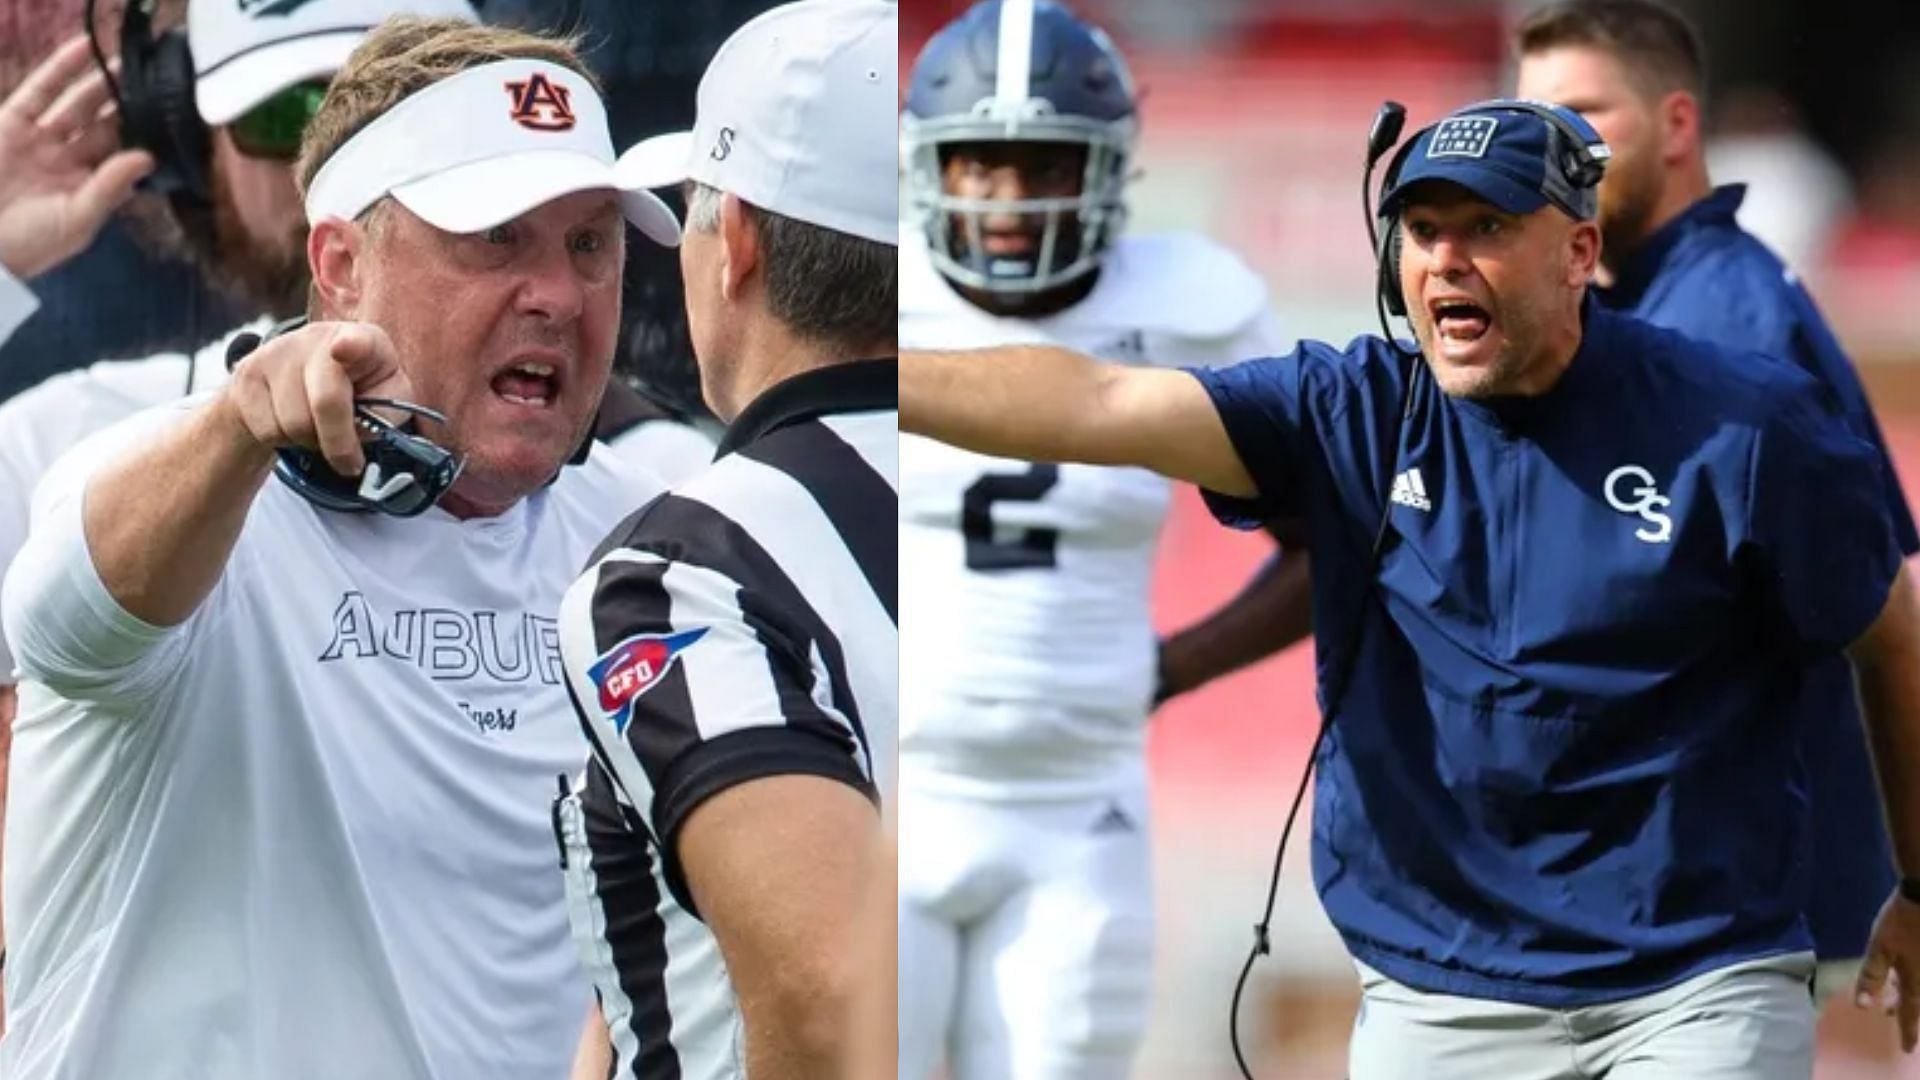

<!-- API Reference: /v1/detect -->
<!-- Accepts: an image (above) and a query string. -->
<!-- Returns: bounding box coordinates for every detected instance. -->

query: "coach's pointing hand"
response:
[1856,890,1920,1050]
[222,321,414,478]
[0,36,154,281]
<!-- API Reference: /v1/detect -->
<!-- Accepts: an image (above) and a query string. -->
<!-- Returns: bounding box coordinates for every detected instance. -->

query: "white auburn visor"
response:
[304,59,680,246]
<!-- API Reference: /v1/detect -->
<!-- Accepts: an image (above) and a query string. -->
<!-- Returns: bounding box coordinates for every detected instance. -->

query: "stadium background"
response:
[901,0,1920,1076]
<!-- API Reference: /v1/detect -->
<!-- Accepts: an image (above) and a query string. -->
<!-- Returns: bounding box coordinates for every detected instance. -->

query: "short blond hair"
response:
[294,17,600,200]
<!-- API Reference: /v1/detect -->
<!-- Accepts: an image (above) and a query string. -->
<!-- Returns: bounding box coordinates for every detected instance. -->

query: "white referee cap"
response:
[303,58,681,245]
[190,0,479,126]
[616,0,898,248]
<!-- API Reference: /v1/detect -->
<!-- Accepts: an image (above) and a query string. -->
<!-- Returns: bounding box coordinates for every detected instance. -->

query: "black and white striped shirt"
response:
[554,358,897,1078]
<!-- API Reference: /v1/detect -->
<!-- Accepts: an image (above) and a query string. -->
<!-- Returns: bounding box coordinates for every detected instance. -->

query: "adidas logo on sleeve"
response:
[1389,468,1432,512]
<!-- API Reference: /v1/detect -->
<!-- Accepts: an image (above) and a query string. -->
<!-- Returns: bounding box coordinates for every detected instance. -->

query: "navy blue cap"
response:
[1381,100,1609,221]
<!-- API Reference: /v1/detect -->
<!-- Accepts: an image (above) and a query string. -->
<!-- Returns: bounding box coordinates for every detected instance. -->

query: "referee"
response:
[552,2,897,1078]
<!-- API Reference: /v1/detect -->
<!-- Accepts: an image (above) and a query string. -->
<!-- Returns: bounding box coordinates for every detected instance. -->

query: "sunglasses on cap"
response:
[228,81,328,160]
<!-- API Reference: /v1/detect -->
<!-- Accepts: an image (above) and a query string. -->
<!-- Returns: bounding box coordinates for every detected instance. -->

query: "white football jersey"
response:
[0,320,258,681]
[0,401,665,1080]
[899,230,1287,798]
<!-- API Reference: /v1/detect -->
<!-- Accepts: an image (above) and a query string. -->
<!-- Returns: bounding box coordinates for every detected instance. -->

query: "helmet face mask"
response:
[904,0,1137,298]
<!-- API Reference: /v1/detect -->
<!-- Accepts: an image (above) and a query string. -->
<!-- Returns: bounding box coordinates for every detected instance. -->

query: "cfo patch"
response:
[588,628,708,736]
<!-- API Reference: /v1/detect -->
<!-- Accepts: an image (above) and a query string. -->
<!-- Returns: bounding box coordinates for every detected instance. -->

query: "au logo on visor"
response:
[1428,116,1498,159]
[506,72,576,132]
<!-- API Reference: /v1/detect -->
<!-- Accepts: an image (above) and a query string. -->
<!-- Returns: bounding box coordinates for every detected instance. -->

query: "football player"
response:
[898,1,1312,1075]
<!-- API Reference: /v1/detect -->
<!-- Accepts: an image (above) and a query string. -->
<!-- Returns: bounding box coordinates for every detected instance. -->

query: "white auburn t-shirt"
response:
[0,319,262,680]
[603,416,716,488]
[0,399,664,1080]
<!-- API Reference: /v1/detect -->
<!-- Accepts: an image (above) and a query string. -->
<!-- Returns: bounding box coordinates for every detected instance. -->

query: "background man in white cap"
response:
[0,0,481,393]
[0,16,678,1078]
[553,1,897,1077]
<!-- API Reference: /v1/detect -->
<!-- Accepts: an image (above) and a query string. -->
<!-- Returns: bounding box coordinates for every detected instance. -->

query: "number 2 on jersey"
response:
[962,464,1060,571]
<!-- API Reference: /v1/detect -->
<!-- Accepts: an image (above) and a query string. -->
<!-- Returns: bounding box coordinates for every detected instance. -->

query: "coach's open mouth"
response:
[491,358,562,409]
[1430,298,1492,343]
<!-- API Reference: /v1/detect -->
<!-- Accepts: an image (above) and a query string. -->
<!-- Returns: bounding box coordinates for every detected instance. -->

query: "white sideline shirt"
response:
[0,400,665,1080]
[0,320,259,680]
[604,416,717,487]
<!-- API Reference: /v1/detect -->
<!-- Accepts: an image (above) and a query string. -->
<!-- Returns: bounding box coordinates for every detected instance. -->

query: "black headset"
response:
[1370,98,1610,321]
[86,0,213,205]
[1225,101,1609,1080]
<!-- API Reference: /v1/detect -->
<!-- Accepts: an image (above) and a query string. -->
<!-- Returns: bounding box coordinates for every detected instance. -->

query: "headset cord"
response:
[1229,359,1421,1080]
[83,0,122,107]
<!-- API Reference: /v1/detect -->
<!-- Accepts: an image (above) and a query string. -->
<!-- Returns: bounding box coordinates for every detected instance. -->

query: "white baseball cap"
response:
[303,58,681,245]
[617,0,898,247]
[190,0,480,126]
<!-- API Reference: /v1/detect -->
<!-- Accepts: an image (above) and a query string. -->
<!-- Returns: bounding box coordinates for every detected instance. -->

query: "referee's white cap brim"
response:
[616,131,696,191]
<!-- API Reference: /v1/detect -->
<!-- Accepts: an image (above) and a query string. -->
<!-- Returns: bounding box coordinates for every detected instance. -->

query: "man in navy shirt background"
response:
[898,96,1920,1078]
[1515,0,1920,1006]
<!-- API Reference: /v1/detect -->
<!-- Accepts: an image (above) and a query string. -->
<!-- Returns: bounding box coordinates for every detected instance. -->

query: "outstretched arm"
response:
[83,322,409,627]
[900,346,1256,498]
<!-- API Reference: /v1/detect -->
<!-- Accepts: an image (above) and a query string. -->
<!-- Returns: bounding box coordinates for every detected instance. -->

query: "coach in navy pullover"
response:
[898,100,1920,1052]
[1599,185,1920,968]
[1514,2,1920,987]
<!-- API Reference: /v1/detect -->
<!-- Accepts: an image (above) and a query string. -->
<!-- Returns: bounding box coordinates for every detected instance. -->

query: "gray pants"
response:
[1348,952,1816,1080]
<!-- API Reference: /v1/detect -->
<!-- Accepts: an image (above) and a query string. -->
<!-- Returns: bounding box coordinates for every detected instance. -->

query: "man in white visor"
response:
[0,17,675,1080]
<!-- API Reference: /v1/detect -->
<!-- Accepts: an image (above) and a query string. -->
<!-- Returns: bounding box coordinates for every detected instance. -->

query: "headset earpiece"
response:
[1380,224,1406,317]
[1374,136,1420,319]
[116,0,211,203]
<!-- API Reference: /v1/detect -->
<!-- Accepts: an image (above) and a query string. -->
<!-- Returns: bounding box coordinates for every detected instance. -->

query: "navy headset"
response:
[1370,99,1611,322]
[1225,100,1609,1080]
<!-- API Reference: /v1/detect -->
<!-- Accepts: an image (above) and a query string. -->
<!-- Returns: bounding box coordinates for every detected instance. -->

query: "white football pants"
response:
[897,782,1155,1080]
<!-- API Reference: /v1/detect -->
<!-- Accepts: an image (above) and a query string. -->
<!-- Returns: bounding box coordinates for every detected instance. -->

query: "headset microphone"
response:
[1363,102,1406,255]
[1366,103,1407,180]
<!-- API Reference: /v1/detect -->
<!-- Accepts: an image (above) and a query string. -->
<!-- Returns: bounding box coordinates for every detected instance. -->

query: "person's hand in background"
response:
[0,34,152,282]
